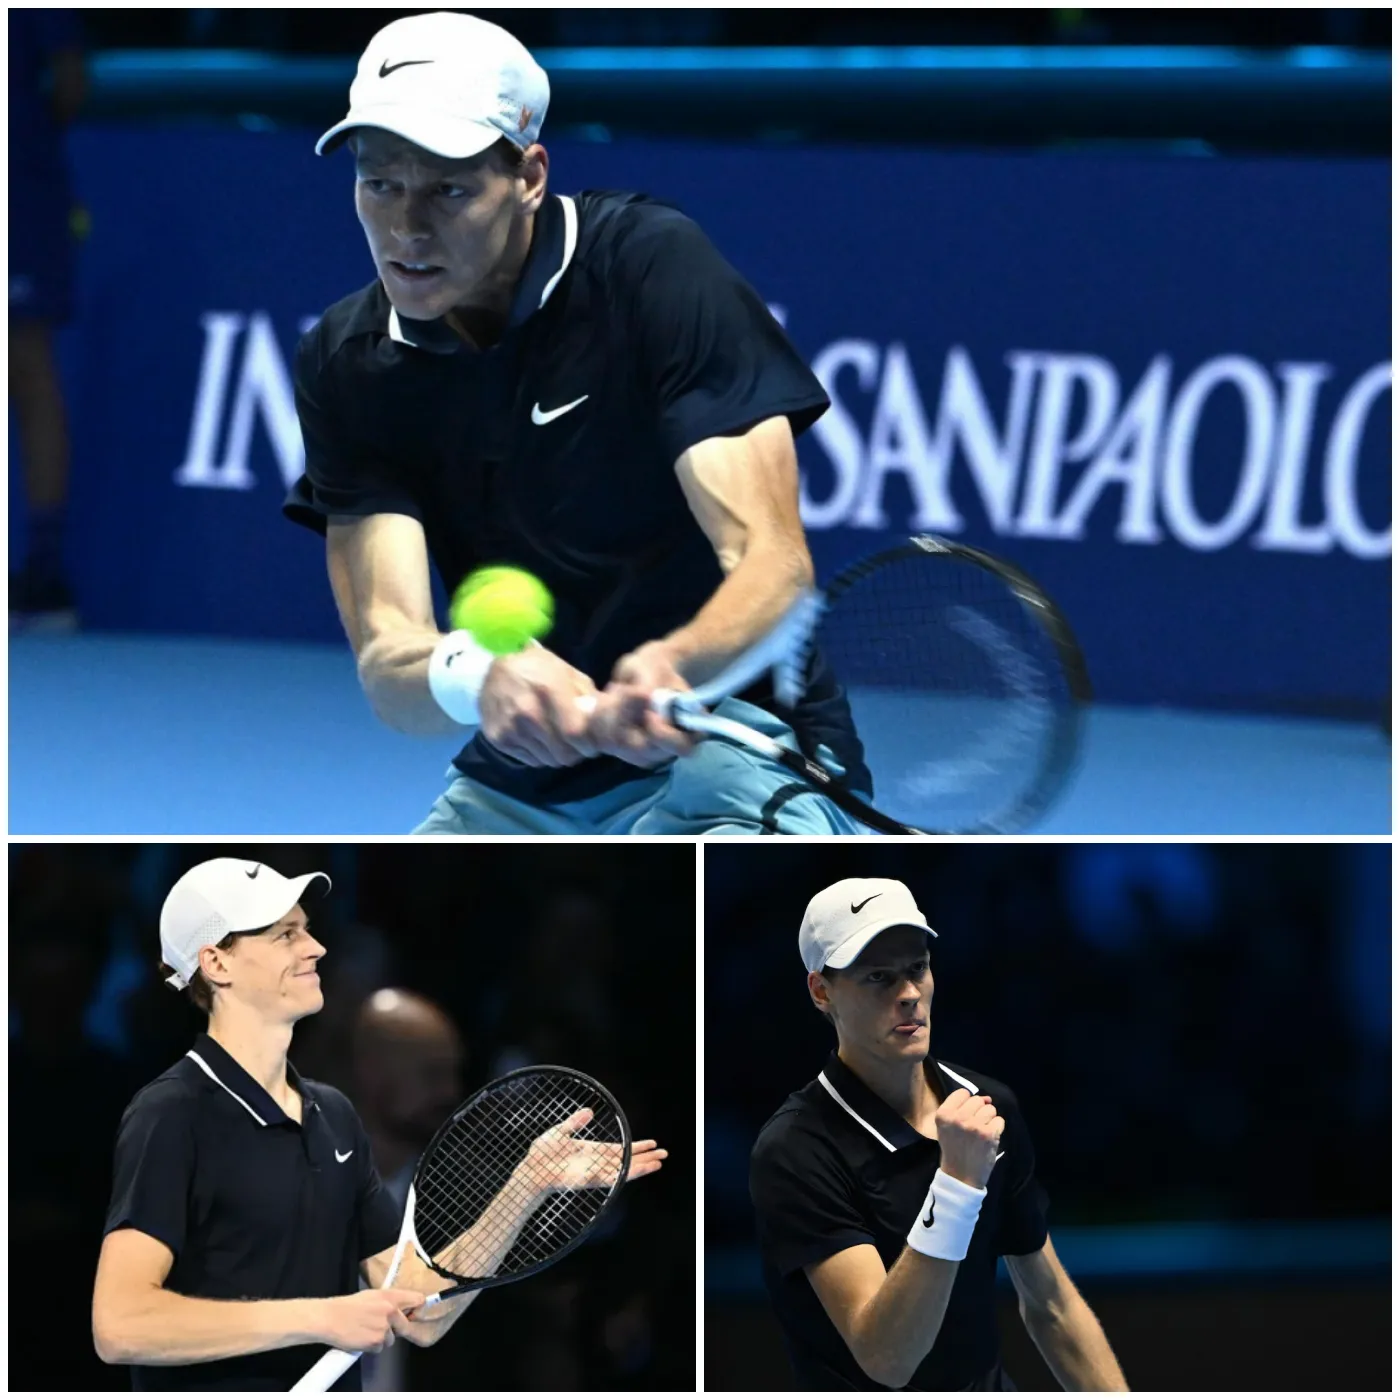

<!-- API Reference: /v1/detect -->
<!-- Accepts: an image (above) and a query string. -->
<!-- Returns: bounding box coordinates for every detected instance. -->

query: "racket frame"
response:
[289,1065,631,1394]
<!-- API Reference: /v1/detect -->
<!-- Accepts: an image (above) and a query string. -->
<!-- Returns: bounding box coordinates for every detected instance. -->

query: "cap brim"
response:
[229,871,331,933]
[824,918,937,970]
[315,111,503,161]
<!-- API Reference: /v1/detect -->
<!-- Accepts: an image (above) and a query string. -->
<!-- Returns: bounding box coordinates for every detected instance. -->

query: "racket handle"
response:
[572,690,702,721]
[289,1346,361,1393]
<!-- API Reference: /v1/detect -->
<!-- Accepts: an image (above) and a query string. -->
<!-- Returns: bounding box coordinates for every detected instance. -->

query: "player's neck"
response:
[206,1010,295,1102]
[447,207,536,349]
[838,1044,940,1133]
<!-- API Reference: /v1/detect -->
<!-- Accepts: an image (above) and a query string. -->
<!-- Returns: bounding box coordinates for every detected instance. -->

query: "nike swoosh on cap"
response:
[531,395,589,425]
[850,893,881,913]
[379,59,432,78]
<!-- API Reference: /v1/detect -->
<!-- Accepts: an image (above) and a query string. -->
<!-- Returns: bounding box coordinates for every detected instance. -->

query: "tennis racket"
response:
[584,535,1088,833]
[290,1065,630,1393]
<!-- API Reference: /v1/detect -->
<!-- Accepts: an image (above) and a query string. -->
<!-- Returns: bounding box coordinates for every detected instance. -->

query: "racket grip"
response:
[289,1346,361,1393]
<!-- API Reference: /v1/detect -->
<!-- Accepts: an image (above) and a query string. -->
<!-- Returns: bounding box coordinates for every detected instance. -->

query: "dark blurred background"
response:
[64,10,1400,50]
[705,843,1390,1391]
[9,843,696,1392]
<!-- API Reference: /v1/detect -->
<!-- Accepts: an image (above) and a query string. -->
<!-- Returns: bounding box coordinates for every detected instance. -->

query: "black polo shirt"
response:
[103,1033,401,1391]
[749,1053,1049,1391]
[284,188,866,808]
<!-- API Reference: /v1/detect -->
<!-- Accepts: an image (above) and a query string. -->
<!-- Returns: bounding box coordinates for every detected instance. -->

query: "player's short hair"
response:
[158,925,269,1015]
[345,129,527,174]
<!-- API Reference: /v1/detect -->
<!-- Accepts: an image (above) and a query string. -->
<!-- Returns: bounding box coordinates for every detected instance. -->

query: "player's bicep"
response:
[326,512,438,658]
[673,415,811,577]
[93,1228,175,1350]
[804,1242,889,1354]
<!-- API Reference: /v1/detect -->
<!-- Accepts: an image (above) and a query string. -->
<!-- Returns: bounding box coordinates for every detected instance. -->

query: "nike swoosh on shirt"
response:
[335,1149,354,1163]
[531,395,589,425]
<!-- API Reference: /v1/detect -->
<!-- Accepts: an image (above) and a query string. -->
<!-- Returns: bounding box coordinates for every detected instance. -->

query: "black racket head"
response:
[411,1064,631,1291]
[812,535,1090,834]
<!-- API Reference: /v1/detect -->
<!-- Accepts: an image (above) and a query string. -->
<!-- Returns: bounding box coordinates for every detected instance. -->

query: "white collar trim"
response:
[185,1049,269,1127]
[817,1070,897,1153]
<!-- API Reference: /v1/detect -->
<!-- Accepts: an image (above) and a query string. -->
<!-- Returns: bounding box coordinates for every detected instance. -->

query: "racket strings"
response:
[818,554,1077,831]
[413,1070,624,1283]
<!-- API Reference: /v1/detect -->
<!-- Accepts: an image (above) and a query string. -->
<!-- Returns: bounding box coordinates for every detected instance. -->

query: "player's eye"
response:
[437,184,469,199]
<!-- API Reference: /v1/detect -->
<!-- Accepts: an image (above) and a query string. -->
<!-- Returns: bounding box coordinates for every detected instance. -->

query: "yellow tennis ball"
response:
[449,566,554,655]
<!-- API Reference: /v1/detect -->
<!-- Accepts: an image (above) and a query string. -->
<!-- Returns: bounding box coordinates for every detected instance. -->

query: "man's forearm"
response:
[1023,1295,1129,1391]
[848,1248,960,1389]
[392,1166,551,1347]
[662,536,814,687]
[94,1288,326,1366]
[357,628,468,737]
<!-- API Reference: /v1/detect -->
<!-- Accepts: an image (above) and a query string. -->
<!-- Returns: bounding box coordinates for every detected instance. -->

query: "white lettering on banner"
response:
[174,311,1391,561]
[175,312,311,491]
[803,339,881,528]
[1161,357,1276,552]
[1255,363,1334,554]
[802,340,1391,559]
[1018,354,1121,539]
[1325,362,1392,560]
[1051,356,1170,544]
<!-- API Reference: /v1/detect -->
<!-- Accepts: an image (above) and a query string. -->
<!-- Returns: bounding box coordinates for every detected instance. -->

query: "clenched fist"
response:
[935,1089,1004,1191]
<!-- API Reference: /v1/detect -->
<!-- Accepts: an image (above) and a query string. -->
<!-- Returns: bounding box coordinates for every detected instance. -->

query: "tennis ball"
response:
[449,565,554,655]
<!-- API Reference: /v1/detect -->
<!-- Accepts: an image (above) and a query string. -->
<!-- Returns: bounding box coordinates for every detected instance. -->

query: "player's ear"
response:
[199,941,233,990]
[807,969,833,1018]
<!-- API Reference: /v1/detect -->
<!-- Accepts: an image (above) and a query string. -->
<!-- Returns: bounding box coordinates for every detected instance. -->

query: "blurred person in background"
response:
[352,987,466,1391]
[9,9,85,630]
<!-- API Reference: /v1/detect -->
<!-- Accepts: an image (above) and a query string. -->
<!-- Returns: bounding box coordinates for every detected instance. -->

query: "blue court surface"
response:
[8,634,1391,835]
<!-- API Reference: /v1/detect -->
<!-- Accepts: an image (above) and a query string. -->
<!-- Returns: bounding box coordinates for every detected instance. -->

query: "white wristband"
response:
[906,1168,987,1261]
[427,630,496,726]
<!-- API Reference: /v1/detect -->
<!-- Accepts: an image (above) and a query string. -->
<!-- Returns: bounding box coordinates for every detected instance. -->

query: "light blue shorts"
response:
[412,698,865,836]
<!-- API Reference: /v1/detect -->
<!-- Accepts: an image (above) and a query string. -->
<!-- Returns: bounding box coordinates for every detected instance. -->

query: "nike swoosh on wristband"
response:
[925,1152,1005,1224]
[335,1149,354,1163]
[531,395,589,425]
[245,865,260,879]
[379,59,432,78]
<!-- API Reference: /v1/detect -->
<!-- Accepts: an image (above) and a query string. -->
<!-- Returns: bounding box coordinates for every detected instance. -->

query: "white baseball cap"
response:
[799,878,937,974]
[160,859,331,990]
[316,11,549,160]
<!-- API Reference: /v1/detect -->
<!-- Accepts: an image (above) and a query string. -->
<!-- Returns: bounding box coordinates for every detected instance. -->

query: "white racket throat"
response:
[574,587,822,720]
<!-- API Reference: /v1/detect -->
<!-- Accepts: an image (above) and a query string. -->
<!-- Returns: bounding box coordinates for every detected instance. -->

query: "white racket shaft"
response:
[290,1185,436,1393]
[574,587,822,724]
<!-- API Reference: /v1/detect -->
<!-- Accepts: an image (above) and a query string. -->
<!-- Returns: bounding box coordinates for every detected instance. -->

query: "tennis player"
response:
[284,10,865,835]
[91,858,666,1390]
[749,879,1127,1391]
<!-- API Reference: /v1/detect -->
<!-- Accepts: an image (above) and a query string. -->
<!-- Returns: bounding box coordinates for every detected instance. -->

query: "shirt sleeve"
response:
[283,326,423,536]
[750,1114,876,1277]
[621,208,830,466]
[104,1083,197,1258]
[994,1098,1050,1258]
[353,1113,404,1262]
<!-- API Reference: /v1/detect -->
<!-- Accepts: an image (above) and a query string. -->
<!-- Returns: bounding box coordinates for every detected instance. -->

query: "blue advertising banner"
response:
[17,129,1389,712]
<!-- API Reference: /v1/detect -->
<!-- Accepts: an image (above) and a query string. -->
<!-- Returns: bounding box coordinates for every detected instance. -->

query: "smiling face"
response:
[200,904,325,1025]
[350,128,547,324]
[809,925,934,1063]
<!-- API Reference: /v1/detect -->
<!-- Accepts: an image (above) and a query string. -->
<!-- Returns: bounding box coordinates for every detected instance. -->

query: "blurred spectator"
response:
[9,10,85,631]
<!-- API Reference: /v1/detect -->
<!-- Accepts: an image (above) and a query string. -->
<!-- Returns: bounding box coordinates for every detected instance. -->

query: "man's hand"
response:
[317,1289,426,1353]
[479,646,600,767]
[522,1107,668,1195]
[934,1090,1005,1190]
[588,641,698,768]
